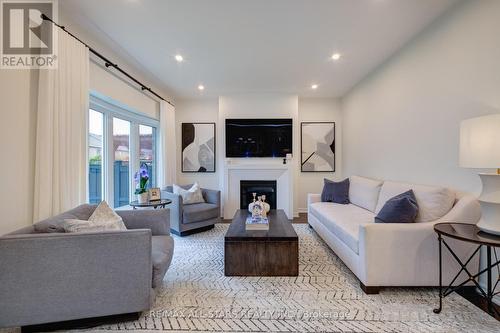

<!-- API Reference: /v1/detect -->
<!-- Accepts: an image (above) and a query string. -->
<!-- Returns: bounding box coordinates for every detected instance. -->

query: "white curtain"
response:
[33,30,89,221]
[159,100,177,188]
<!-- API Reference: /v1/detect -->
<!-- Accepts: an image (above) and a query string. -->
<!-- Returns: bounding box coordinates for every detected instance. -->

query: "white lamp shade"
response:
[459,114,500,168]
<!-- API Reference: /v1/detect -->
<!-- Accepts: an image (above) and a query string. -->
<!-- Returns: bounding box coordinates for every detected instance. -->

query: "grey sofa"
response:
[0,204,174,329]
[162,185,221,236]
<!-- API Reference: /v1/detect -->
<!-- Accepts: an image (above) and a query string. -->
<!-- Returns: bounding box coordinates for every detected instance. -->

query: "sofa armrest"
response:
[434,194,481,224]
[202,188,221,207]
[161,190,183,230]
[117,209,170,236]
[358,217,478,286]
[0,230,152,327]
[308,193,321,206]
[307,194,321,218]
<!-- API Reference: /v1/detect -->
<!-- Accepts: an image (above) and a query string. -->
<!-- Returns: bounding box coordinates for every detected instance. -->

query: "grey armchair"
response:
[162,185,221,236]
[0,204,174,329]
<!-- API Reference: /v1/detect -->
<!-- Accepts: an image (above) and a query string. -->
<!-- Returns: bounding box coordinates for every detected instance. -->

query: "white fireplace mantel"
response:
[222,160,294,219]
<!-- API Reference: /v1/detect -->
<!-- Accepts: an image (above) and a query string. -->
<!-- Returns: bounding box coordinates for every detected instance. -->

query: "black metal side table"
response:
[129,199,172,210]
[433,223,500,316]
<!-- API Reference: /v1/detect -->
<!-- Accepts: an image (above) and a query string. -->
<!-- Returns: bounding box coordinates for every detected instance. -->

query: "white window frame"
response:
[89,92,160,206]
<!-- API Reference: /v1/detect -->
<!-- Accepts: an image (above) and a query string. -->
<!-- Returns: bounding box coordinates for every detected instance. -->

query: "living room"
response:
[1,0,500,332]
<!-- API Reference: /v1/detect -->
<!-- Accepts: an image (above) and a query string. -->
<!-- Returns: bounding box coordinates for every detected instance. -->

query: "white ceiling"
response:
[61,0,458,99]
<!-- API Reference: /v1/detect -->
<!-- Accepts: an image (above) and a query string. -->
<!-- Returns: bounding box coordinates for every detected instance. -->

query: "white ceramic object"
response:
[137,192,149,204]
[476,174,500,235]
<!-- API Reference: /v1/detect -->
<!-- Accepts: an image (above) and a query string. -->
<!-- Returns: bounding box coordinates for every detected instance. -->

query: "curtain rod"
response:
[41,14,174,108]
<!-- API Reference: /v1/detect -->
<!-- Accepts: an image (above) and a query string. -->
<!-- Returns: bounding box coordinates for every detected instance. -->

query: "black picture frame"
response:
[300,122,335,173]
[181,122,216,173]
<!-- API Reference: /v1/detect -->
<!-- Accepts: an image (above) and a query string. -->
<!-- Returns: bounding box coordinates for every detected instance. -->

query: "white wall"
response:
[0,5,174,234]
[90,63,160,119]
[341,0,500,194]
[175,98,220,190]
[297,98,342,212]
[174,95,341,216]
[0,70,38,234]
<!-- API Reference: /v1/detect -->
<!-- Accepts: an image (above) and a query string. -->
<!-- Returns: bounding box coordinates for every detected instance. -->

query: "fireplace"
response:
[240,180,277,210]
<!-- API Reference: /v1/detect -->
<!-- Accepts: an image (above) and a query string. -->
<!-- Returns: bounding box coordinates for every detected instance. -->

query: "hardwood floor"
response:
[221,213,308,224]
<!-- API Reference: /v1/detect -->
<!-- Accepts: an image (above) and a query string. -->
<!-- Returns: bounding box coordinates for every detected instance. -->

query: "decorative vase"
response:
[137,192,149,204]
[261,195,270,217]
[248,192,258,213]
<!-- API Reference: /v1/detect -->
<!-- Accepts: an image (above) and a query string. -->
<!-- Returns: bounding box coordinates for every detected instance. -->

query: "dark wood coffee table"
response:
[224,209,298,276]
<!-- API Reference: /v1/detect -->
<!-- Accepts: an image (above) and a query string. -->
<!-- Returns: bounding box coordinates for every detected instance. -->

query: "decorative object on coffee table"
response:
[433,223,500,317]
[181,122,216,173]
[134,164,150,203]
[301,122,335,172]
[129,199,172,210]
[225,209,298,276]
[460,114,500,235]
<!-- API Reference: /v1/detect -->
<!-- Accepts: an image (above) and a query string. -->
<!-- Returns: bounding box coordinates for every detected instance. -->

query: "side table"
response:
[129,199,172,210]
[433,222,500,316]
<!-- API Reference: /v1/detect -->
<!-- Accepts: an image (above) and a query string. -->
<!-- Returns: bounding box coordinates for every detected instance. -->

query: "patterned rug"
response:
[3,224,498,333]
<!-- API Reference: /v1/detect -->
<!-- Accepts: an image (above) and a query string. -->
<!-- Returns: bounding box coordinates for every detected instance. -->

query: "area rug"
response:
[3,224,497,333]
[78,223,497,333]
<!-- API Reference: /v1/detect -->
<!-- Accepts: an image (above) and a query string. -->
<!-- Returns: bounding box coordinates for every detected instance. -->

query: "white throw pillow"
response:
[375,181,455,223]
[349,176,383,212]
[173,183,205,205]
[62,219,109,233]
[88,201,127,230]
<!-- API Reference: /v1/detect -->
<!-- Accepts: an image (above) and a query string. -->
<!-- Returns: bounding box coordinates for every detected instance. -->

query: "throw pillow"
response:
[173,183,205,205]
[375,190,419,223]
[62,219,109,233]
[88,201,127,230]
[321,178,350,204]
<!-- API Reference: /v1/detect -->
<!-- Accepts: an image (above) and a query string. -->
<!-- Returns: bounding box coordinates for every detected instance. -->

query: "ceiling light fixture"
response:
[331,53,341,61]
[311,84,318,89]
[175,54,183,62]
[198,84,205,91]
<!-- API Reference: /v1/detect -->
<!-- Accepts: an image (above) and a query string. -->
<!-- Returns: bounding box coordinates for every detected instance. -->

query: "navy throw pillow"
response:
[321,178,350,204]
[375,190,419,223]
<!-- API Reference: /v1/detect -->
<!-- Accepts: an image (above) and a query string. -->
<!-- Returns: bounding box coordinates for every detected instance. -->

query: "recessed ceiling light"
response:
[198,84,205,91]
[311,84,318,89]
[331,53,341,61]
[175,54,183,62]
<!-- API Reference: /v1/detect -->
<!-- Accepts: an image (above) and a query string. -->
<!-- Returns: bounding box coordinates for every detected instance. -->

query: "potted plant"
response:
[134,164,149,204]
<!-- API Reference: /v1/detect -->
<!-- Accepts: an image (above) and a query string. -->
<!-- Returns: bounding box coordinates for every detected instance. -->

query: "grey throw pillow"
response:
[321,178,350,204]
[62,219,109,233]
[375,190,419,223]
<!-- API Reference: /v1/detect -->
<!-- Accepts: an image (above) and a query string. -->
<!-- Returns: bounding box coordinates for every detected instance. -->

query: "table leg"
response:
[487,245,493,314]
[434,234,443,314]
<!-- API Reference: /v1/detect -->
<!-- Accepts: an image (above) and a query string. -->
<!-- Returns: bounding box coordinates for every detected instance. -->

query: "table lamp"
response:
[459,114,500,235]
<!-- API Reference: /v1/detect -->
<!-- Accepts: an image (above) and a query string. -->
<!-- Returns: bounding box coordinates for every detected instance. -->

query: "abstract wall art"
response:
[301,122,335,172]
[181,123,216,173]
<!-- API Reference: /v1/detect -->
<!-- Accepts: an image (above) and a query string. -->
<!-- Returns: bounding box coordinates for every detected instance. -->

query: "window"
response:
[139,125,156,189]
[88,110,104,204]
[87,94,159,208]
[113,118,130,208]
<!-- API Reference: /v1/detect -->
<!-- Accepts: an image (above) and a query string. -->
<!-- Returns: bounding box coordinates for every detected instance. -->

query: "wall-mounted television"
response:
[225,118,292,157]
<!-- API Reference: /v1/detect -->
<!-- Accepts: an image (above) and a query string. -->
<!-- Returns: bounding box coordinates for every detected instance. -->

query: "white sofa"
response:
[308,176,481,294]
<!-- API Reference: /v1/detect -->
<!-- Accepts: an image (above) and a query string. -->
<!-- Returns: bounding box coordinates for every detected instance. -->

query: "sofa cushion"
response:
[349,176,383,212]
[310,202,375,254]
[321,178,350,204]
[34,204,97,233]
[174,183,205,205]
[88,201,127,230]
[182,203,219,224]
[375,181,455,223]
[375,190,419,223]
[151,236,174,288]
